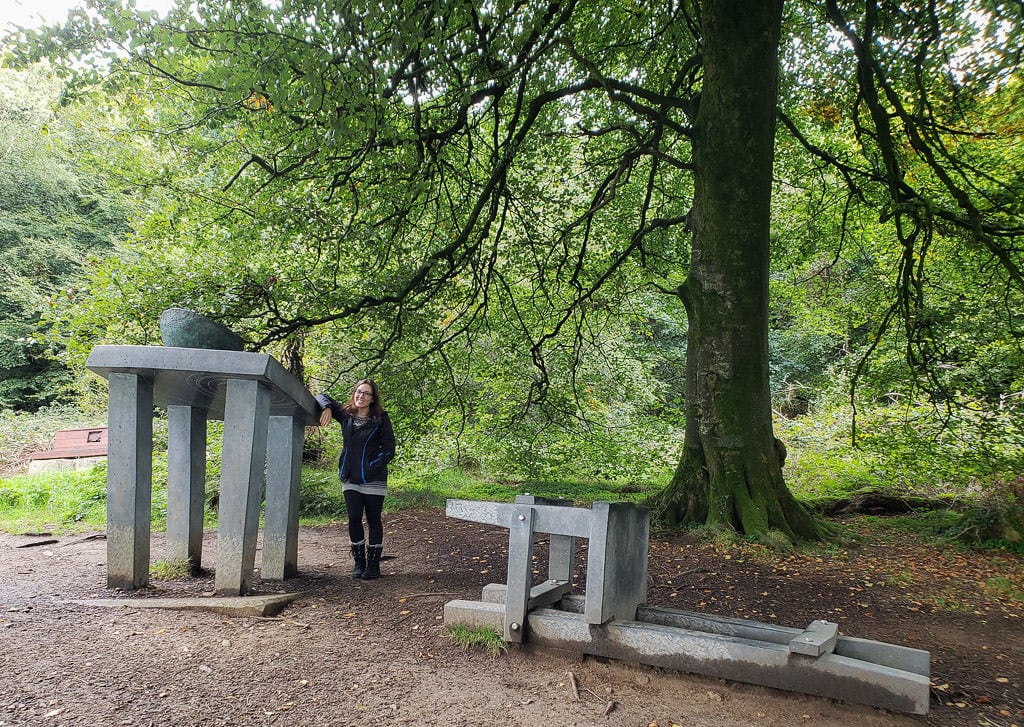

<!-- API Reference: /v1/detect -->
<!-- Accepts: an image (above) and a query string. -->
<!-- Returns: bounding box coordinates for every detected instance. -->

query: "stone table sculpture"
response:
[87,344,319,595]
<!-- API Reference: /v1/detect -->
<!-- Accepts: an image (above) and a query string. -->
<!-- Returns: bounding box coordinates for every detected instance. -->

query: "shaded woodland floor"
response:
[1,509,1021,726]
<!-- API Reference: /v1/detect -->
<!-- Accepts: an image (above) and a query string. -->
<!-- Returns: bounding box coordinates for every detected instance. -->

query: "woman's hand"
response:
[319,408,333,426]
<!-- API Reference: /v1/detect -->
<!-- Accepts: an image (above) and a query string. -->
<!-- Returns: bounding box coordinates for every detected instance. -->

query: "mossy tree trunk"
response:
[652,0,825,542]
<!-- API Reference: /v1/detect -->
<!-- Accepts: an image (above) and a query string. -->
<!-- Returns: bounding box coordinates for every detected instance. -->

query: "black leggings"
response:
[343,489,385,546]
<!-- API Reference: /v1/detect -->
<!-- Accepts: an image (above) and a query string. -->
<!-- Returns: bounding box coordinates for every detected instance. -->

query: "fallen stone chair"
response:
[444,496,930,715]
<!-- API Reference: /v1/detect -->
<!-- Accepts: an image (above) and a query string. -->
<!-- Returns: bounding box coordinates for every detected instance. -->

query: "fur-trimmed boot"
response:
[350,541,366,579]
[362,544,383,580]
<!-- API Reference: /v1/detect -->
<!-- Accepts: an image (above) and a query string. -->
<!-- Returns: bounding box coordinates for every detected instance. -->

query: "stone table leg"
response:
[215,378,270,595]
[166,405,207,572]
[106,372,154,590]
[262,415,303,580]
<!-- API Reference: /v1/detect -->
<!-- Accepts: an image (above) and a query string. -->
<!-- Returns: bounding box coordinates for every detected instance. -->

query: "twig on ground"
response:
[649,566,710,581]
[15,540,58,548]
[567,671,580,702]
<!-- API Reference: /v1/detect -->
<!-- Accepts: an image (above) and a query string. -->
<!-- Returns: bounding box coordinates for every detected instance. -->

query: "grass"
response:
[444,624,508,656]
[1,403,1018,560]
[883,570,916,587]
[150,558,193,580]
[0,466,108,534]
[388,468,654,511]
[857,511,963,542]
[0,459,655,535]
[0,405,105,475]
[929,588,975,614]
[984,576,1024,602]
[2,454,1017,572]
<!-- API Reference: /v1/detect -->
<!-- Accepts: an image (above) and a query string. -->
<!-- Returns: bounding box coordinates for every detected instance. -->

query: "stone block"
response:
[789,619,839,656]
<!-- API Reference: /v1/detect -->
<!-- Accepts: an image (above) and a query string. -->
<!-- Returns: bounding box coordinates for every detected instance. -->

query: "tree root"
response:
[814,492,949,517]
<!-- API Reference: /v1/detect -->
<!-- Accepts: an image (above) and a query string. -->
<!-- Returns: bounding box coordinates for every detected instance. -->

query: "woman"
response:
[316,379,396,580]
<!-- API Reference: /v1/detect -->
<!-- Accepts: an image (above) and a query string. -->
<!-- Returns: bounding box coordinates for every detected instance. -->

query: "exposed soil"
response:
[1,509,1021,727]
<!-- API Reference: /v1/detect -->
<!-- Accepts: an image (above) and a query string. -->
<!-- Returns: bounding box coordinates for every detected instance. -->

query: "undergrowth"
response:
[0,466,108,533]
[1,402,1022,556]
[0,459,654,535]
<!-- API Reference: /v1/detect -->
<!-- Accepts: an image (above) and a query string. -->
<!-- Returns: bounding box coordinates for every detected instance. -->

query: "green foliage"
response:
[295,469,347,521]
[397,416,681,487]
[4,0,1024,542]
[0,65,130,411]
[984,576,1024,601]
[0,404,106,476]
[386,467,653,512]
[780,397,1024,502]
[883,571,916,587]
[6,1,699,437]
[2,402,1023,575]
[929,589,975,613]
[942,499,1024,553]
[0,450,658,534]
[858,511,964,541]
[444,625,508,657]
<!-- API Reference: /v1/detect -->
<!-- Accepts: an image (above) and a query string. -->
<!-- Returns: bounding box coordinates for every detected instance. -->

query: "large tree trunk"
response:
[652,0,824,542]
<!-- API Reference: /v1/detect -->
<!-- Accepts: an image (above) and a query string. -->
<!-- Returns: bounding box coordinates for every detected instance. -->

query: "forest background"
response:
[0,0,1022,554]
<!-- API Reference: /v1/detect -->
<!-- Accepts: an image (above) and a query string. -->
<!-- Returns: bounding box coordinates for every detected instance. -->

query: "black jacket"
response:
[316,394,396,485]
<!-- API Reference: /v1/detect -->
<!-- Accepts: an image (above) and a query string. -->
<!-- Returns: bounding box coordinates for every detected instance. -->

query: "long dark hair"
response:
[343,378,384,419]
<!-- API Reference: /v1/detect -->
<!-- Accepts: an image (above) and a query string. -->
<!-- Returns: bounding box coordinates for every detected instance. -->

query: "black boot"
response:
[350,542,366,579]
[362,544,382,580]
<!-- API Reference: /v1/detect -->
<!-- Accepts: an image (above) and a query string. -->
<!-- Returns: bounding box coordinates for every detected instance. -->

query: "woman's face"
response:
[353,383,375,407]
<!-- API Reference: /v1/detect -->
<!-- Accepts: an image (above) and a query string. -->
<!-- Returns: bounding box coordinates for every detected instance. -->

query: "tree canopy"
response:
[6,0,1024,539]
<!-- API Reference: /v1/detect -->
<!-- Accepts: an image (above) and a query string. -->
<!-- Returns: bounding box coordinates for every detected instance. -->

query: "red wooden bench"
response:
[30,427,108,461]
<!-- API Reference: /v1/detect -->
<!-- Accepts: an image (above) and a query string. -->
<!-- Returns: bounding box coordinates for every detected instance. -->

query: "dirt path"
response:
[1,509,1021,726]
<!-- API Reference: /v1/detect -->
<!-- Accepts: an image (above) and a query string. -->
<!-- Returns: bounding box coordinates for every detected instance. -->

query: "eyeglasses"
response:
[353,389,373,399]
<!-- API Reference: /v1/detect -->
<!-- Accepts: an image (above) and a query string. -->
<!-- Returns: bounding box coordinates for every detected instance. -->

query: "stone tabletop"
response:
[85,345,320,424]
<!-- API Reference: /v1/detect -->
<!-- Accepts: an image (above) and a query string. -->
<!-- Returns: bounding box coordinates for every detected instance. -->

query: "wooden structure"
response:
[29,427,108,473]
